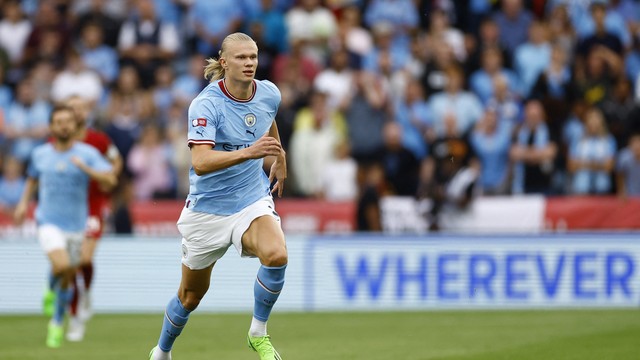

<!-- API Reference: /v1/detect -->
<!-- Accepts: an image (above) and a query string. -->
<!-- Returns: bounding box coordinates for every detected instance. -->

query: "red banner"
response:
[544,196,640,230]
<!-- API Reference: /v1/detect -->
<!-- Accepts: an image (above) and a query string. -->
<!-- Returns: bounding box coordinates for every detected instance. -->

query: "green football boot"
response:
[247,333,282,360]
[46,321,64,348]
[42,288,56,317]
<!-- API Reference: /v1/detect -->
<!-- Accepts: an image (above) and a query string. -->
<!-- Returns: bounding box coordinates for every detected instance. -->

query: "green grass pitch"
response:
[0,310,639,359]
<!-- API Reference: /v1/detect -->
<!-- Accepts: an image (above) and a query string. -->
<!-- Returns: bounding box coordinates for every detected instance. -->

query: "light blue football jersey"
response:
[27,142,112,231]
[186,79,281,215]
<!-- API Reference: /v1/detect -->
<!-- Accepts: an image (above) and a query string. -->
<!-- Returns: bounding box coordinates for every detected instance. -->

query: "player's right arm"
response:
[14,177,37,225]
[191,136,283,176]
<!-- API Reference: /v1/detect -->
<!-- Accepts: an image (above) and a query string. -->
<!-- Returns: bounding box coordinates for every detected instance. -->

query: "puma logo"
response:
[196,129,204,137]
[246,129,256,138]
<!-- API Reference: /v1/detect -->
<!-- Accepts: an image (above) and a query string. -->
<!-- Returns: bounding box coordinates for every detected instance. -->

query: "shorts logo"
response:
[191,118,207,127]
[244,113,256,127]
[182,244,188,258]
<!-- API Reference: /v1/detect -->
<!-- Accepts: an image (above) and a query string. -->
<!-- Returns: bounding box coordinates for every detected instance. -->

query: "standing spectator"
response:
[393,78,430,161]
[285,0,338,65]
[492,0,533,56]
[486,74,522,127]
[4,78,50,162]
[547,4,577,58]
[77,22,119,86]
[513,20,552,97]
[22,1,71,68]
[428,65,484,138]
[568,107,616,194]
[420,38,456,96]
[616,133,640,198]
[319,140,358,201]
[289,91,346,197]
[103,66,154,167]
[574,45,623,106]
[118,0,179,88]
[0,156,26,216]
[576,1,624,59]
[50,49,103,105]
[470,108,513,195]
[425,7,466,63]
[601,77,636,148]
[127,124,175,200]
[343,70,388,163]
[363,0,418,55]
[330,5,373,60]
[470,46,521,104]
[510,100,557,194]
[314,47,355,112]
[378,121,420,196]
[466,17,510,75]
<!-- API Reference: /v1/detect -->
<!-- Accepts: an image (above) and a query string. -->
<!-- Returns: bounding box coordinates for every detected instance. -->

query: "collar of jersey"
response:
[218,79,256,103]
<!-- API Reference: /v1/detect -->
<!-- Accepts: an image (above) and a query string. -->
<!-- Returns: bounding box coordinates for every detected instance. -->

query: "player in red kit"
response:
[65,96,122,341]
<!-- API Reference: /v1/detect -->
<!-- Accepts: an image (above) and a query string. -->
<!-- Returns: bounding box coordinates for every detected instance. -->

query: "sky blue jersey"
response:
[186,79,281,215]
[27,142,112,231]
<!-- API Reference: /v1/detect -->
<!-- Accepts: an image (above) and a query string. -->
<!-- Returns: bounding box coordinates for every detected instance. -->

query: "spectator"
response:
[470,108,513,195]
[419,114,479,231]
[567,107,616,194]
[486,74,522,127]
[420,38,456,97]
[574,45,623,106]
[285,0,338,65]
[574,0,631,49]
[513,20,551,97]
[601,77,636,148]
[0,0,32,67]
[103,66,154,167]
[510,100,557,194]
[289,91,346,197]
[319,140,358,201]
[313,47,354,112]
[616,133,640,198]
[127,123,175,200]
[466,17,510,75]
[118,0,179,88]
[329,5,373,60]
[50,48,103,105]
[362,21,410,74]
[151,64,176,124]
[4,77,50,162]
[378,121,420,196]
[470,46,521,104]
[547,4,577,58]
[271,38,319,97]
[576,1,624,59]
[425,7,466,63]
[428,65,483,138]
[77,22,119,85]
[493,0,533,56]
[0,156,25,216]
[22,1,70,68]
[248,0,289,54]
[172,54,206,108]
[343,71,388,163]
[73,0,123,47]
[356,162,385,232]
[189,0,242,57]
[0,65,13,113]
[393,78,430,160]
[363,0,418,56]
[165,102,190,199]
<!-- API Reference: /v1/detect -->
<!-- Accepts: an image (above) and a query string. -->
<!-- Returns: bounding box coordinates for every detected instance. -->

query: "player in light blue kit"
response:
[14,105,116,348]
[149,32,288,360]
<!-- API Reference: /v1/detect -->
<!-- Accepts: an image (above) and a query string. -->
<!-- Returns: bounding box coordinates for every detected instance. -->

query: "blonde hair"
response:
[203,32,256,82]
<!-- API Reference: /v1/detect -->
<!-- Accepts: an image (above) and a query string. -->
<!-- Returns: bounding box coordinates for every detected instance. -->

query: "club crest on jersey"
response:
[191,118,207,127]
[244,113,256,127]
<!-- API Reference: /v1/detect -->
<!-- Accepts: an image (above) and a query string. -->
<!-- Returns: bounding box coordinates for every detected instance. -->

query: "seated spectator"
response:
[568,107,616,194]
[574,45,623,106]
[118,0,179,88]
[4,77,50,162]
[0,0,31,68]
[0,156,25,216]
[616,133,640,198]
[127,123,175,200]
[510,100,557,194]
[470,108,513,195]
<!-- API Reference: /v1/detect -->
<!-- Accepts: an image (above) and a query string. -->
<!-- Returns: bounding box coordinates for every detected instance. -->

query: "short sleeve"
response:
[260,80,282,117]
[187,97,218,148]
[27,154,39,179]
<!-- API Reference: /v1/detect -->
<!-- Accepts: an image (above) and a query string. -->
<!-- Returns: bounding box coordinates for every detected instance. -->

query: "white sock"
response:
[152,346,171,360]
[249,317,267,337]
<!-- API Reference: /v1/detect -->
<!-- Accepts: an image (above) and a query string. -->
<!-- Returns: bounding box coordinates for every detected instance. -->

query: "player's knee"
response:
[51,262,73,277]
[262,248,288,267]
[178,290,204,311]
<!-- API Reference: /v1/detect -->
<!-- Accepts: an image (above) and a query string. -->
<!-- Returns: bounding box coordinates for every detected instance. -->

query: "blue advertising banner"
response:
[304,234,640,310]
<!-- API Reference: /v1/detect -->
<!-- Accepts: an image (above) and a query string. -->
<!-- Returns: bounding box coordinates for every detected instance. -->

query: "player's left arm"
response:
[267,120,287,197]
[72,156,117,191]
[14,177,37,225]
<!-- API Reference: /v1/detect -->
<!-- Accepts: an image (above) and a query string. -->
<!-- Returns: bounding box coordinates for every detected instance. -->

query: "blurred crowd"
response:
[0,0,640,231]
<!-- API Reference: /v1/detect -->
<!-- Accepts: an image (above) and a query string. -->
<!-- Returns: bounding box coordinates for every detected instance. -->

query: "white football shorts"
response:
[38,224,84,266]
[177,196,281,270]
